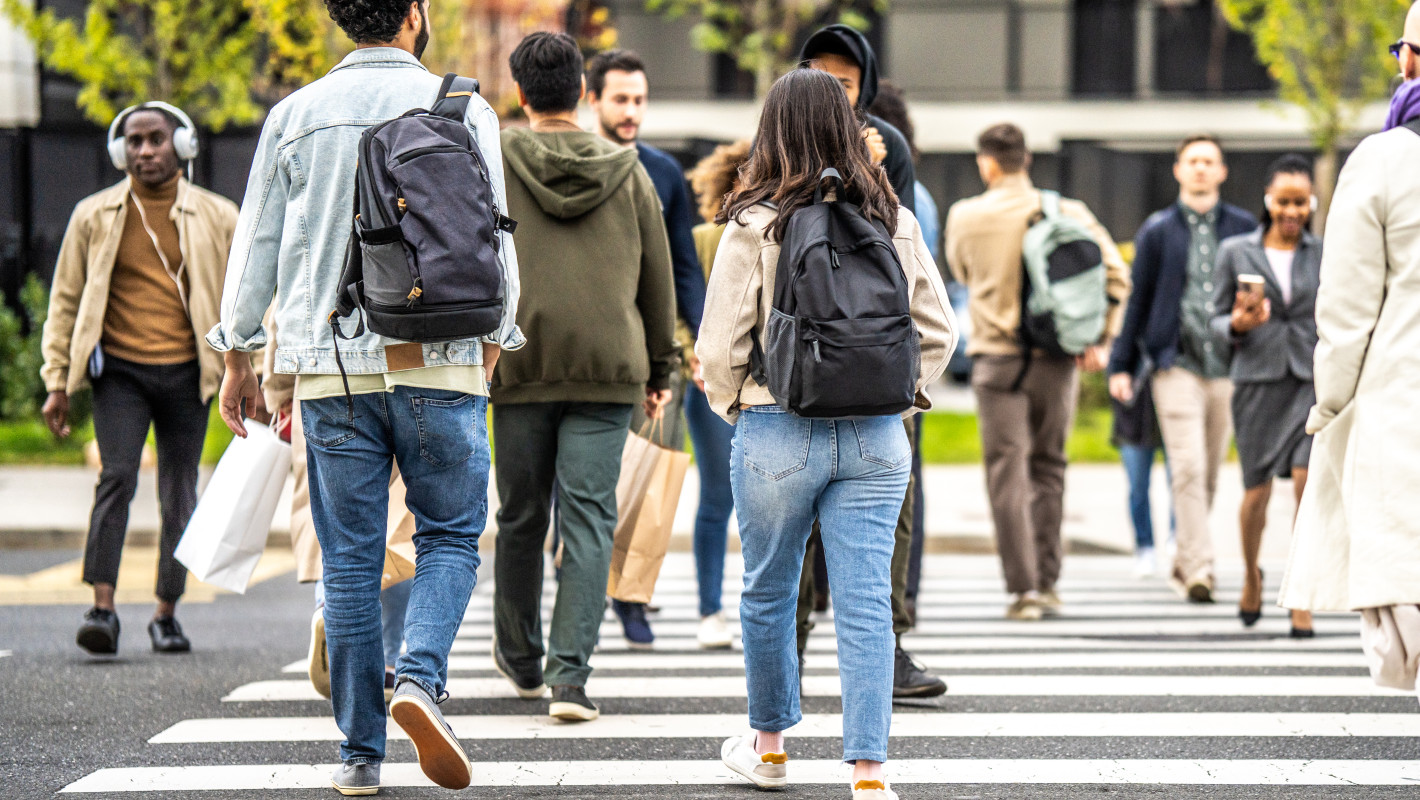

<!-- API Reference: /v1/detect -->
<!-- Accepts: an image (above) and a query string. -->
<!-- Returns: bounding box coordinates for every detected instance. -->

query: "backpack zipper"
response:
[392,143,470,165]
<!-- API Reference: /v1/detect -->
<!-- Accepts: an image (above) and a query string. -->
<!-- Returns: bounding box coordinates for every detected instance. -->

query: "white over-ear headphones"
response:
[107,101,199,172]
[1264,194,1318,213]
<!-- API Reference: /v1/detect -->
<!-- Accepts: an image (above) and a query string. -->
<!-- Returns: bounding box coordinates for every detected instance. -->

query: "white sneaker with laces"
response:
[697,612,733,650]
[852,779,899,799]
[721,731,787,789]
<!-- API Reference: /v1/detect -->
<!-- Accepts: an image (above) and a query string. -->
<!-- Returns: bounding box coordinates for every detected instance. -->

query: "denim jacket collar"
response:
[328,47,427,74]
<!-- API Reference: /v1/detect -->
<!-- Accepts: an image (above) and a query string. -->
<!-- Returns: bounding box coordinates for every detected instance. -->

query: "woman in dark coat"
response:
[1211,155,1321,636]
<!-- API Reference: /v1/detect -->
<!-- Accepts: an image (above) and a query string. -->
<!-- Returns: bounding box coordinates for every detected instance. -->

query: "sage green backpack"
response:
[1019,191,1107,361]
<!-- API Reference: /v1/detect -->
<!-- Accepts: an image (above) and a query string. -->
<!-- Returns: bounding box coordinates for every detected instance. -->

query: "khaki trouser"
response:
[972,354,1079,595]
[1151,367,1233,585]
[289,406,321,583]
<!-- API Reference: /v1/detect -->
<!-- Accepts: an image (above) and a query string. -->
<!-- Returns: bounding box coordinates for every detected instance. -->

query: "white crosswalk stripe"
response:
[60,554,1420,795]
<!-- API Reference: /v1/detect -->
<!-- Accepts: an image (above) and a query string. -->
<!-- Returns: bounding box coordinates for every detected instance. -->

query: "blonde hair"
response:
[687,140,752,224]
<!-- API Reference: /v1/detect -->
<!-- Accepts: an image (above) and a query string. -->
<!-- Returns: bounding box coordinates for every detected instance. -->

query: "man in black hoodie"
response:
[797,24,946,700]
[800,24,915,216]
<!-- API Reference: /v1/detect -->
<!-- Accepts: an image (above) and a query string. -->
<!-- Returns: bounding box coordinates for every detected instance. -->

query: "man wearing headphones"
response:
[40,102,239,656]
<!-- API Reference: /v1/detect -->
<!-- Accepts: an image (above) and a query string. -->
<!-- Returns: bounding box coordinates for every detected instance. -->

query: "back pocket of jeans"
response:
[411,393,476,468]
[742,409,811,480]
[305,411,356,449]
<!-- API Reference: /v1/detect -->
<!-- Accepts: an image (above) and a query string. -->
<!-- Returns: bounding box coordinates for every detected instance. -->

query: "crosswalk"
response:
[60,553,1420,796]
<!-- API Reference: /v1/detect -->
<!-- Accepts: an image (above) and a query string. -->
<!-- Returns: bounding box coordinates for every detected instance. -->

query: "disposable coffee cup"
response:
[1238,274,1265,298]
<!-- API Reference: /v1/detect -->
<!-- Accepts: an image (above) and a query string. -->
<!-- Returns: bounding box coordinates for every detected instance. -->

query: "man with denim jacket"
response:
[206,1,522,795]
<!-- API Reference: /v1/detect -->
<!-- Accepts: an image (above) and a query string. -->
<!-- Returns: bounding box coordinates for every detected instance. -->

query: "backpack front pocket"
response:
[796,314,918,416]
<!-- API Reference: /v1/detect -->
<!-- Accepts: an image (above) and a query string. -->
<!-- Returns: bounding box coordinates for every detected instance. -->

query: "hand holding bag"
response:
[606,418,691,604]
[175,420,292,594]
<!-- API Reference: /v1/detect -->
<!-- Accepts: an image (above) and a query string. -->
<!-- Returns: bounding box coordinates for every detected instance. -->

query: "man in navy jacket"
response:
[1108,135,1256,602]
[586,48,707,650]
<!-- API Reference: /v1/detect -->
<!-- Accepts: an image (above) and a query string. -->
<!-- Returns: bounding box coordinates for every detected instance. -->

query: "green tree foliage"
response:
[1219,0,1409,225]
[645,0,881,97]
[0,0,335,130]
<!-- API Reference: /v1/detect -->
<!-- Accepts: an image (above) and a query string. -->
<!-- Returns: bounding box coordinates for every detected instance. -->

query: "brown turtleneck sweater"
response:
[102,175,196,365]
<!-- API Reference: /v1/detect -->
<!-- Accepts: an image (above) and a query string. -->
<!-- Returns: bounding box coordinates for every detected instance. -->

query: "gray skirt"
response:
[1232,376,1316,489]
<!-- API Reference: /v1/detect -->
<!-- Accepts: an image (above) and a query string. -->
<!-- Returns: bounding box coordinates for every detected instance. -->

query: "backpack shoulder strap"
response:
[1404,117,1420,137]
[431,74,481,122]
[1038,190,1062,220]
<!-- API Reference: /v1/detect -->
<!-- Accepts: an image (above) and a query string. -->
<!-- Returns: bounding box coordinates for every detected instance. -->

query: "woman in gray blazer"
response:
[1211,155,1321,637]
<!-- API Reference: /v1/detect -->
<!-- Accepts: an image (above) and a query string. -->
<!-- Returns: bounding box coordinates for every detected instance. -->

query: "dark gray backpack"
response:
[749,168,919,418]
[332,74,516,349]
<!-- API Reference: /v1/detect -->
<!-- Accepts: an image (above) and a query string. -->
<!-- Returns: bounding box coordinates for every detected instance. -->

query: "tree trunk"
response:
[1313,141,1340,237]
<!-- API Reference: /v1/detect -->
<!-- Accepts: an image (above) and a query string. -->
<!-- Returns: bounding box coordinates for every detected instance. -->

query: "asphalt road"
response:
[3,551,1419,799]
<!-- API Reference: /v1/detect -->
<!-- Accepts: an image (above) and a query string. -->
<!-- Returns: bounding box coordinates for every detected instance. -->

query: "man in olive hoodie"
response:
[490,32,678,723]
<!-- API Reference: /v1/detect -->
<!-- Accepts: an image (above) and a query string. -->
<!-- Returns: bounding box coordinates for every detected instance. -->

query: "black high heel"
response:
[1239,568,1263,628]
[1289,626,1316,639]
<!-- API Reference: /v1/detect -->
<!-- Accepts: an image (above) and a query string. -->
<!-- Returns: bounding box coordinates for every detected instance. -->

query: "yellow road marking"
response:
[0,547,295,606]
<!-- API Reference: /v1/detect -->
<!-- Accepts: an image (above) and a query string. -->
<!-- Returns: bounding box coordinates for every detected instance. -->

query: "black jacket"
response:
[799,25,915,216]
[1108,201,1257,376]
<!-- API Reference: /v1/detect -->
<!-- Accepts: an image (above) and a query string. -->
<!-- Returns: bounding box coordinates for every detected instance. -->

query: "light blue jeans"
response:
[303,388,489,764]
[732,406,908,764]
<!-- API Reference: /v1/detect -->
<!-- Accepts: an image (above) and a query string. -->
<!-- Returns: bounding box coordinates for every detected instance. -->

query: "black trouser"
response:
[83,355,209,603]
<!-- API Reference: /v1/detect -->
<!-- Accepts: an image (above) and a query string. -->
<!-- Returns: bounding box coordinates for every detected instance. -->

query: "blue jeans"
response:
[684,384,735,617]
[732,407,908,764]
[1119,443,1174,551]
[314,578,413,668]
[303,388,489,764]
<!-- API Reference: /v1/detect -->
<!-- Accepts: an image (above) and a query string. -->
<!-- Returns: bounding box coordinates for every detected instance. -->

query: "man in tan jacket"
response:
[946,123,1130,620]
[40,103,237,656]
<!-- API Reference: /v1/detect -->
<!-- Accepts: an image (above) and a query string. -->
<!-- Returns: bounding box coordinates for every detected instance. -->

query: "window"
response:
[1153,0,1273,94]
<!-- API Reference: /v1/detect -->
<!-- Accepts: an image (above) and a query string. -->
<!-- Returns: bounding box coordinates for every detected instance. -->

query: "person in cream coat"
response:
[1280,5,1420,698]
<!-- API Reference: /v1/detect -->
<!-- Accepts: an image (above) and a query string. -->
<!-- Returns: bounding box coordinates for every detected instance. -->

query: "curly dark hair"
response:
[509,32,584,113]
[324,0,415,45]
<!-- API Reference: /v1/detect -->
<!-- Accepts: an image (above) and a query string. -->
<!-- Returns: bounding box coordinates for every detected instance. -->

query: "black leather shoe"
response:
[148,616,191,652]
[893,646,947,698]
[77,607,119,656]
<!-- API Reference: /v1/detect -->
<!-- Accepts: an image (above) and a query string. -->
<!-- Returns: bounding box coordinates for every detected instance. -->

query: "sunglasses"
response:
[1389,40,1420,60]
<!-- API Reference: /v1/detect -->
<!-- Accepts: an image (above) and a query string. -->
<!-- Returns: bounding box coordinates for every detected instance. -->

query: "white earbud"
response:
[107,101,199,172]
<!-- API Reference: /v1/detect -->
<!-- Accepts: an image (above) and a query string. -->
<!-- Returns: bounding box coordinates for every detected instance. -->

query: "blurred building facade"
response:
[0,0,1392,295]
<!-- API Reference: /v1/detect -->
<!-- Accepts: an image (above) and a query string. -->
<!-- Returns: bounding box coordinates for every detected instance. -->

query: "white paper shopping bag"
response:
[175,420,292,594]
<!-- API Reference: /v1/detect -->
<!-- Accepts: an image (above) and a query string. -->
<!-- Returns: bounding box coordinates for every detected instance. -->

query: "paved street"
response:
[3,550,1419,799]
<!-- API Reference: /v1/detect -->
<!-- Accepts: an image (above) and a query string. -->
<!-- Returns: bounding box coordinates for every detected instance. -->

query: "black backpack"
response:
[749,168,919,418]
[331,74,517,349]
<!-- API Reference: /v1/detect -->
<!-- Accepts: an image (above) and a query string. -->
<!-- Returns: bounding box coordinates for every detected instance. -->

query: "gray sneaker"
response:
[388,678,471,790]
[330,761,380,796]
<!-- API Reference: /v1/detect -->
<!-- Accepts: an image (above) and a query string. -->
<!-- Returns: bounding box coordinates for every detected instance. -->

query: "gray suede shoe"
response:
[331,761,380,796]
[389,678,471,790]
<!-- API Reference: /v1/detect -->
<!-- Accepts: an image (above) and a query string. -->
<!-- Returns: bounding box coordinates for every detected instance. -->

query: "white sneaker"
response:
[852,779,899,800]
[697,612,733,650]
[721,732,787,789]
[1133,547,1156,579]
[308,606,331,699]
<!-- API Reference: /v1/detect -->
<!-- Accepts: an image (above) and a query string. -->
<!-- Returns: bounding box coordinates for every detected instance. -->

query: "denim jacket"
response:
[206,48,524,374]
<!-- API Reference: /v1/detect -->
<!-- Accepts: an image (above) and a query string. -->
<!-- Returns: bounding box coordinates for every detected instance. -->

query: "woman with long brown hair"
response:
[697,68,955,800]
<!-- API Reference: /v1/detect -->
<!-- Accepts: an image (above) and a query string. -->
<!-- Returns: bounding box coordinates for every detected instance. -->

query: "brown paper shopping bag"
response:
[607,419,691,603]
[381,472,418,590]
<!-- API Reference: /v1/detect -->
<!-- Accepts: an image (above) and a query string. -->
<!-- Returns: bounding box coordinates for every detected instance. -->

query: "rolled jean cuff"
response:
[842,750,888,764]
[749,713,801,734]
[344,757,382,766]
